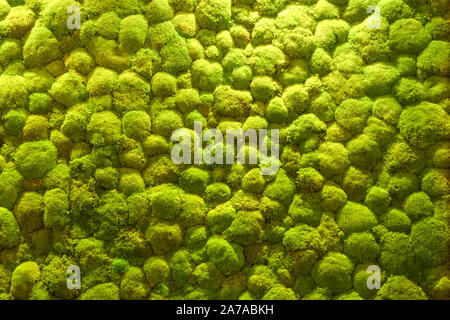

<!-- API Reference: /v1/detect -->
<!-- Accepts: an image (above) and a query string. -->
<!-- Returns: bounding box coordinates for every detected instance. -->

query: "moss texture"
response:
[0,0,448,301]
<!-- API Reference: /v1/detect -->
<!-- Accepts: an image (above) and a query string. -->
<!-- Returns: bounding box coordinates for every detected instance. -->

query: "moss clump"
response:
[336,202,378,236]
[87,111,122,146]
[145,223,182,255]
[388,19,431,54]
[206,236,244,275]
[122,111,151,141]
[0,207,20,249]
[49,73,88,108]
[398,102,449,149]
[411,218,448,268]
[195,0,231,31]
[10,261,40,300]
[120,267,149,300]
[311,252,354,295]
[23,26,62,68]
[14,140,57,179]
[376,276,427,300]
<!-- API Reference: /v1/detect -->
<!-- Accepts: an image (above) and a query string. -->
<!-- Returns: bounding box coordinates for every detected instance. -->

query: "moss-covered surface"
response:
[0,0,448,301]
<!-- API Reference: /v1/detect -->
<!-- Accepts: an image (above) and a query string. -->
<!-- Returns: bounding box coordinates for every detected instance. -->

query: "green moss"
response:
[411,218,448,268]
[364,186,391,216]
[195,0,231,31]
[417,41,450,77]
[0,75,28,111]
[87,111,121,146]
[249,76,279,103]
[387,172,419,200]
[206,236,244,275]
[383,209,411,233]
[376,276,427,300]
[224,213,261,245]
[80,283,120,300]
[120,267,149,300]
[146,0,173,25]
[151,72,177,97]
[143,256,170,286]
[14,140,57,179]
[122,111,151,141]
[363,63,400,97]
[213,85,253,118]
[335,98,372,135]
[113,71,151,114]
[389,19,431,54]
[380,232,417,276]
[0,207,20,249]
[10,261,40,300]
[152,110,184,137]
[49,73,88,108]
[336,202,378,236]
[206,204,237,234]
[311,252,354,295]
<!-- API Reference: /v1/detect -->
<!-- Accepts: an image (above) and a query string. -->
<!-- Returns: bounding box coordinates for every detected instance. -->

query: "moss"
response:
[23,26,62,68]
[87,111,121,146]
[411,218,448,268]
[143,256,170,286]
[363,63,400,97]
[79,283,119,300]
[387,172,419,200]
[320,182,347,212]
[120,267,149,300]
[0,75,28,111]
[14,140,57,179]
[383,209,411,233]
[417,41,450,77]
[389,19,431,54]
[364,186,391,216]
[0,169,24,210]
[0,207,20,249]
[22,115,50,141]
[146,0,173,25]
[250,76,281,103]
[399,102,449,149]
[152,110,184,137]
[422,169,449,198]
[403,192,433,222]
[346,135,381,170]
[10,261,40,300]
[4,109,26,137]
[376,276,427,300]
[296,168,324,193]
[206,236,244,275]
[380,232,417,276]
[317,142,349,179]
[336,202,378,236]
[122,111,151,141]
[213,85,253,118]
[113,71,151,114]
[160,36,192,75]
[335,98,372,135]
[263,169,296,207]
[311,252,354,295]
[195,0,231,31]
[191,59,224,91]
[206,204,237,234]
[49,73,88,108]
[224,213,261,245]
[249,45,287,76]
